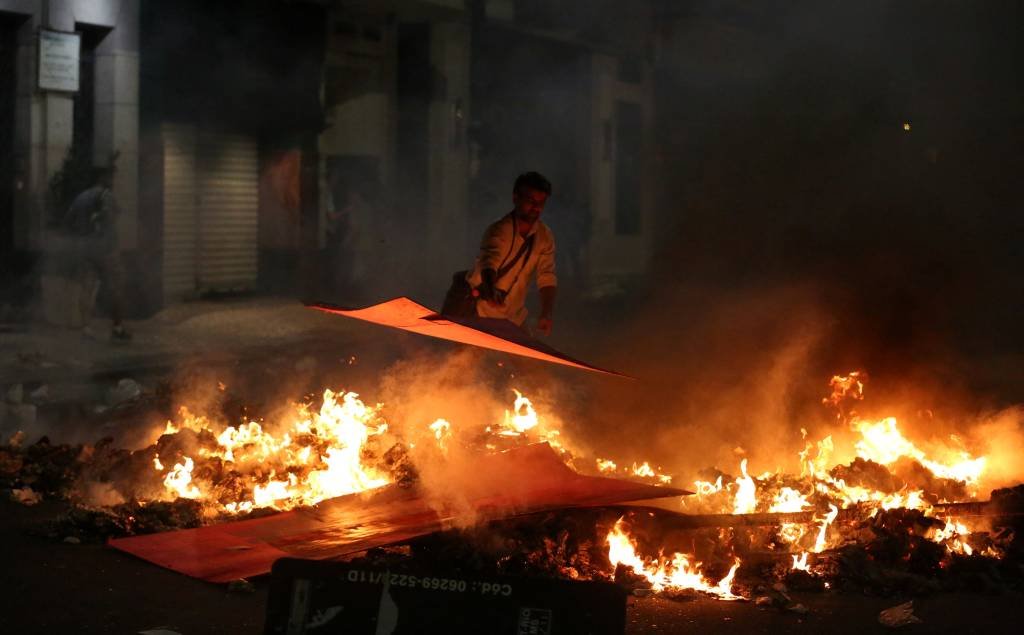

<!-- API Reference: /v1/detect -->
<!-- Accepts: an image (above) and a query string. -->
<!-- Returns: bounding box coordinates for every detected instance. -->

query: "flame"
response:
[630,462,673,484]
[677,370,999,572]
[823,371,865,407]
[791,552,810,572]
[633,462,655,478]
[154,389,390,514]
[930,518,974,556]
[812,504,840,553]
[502,389,538,435]
[163,457,201,499]
[138,368,1005,600]
[732,459,756,514]
[852,417,986,485]
[429,418,452,454]
[606,517,742,600]
[694,476,723,497]
[769,487,810,513]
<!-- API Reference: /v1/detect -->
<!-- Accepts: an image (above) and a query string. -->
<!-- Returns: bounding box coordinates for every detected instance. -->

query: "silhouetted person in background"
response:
[62,166,130,341]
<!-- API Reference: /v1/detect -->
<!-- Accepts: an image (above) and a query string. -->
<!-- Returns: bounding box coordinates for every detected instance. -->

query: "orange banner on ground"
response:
[109,444,685,582]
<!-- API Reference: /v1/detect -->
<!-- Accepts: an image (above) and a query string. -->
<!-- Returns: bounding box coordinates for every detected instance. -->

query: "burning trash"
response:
[1,370,1022,604]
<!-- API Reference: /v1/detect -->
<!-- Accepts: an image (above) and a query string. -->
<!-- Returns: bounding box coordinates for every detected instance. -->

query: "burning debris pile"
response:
[3,370,1023,604]
[1,386,578,537]
[586,372,1024,601]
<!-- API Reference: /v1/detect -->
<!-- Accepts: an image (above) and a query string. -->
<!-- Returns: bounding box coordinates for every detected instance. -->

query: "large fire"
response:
[584,371,1010,599]
[154,389,391,514]
[135,370,1010,600]
[147,388,573,516]
[673,372,1004,584]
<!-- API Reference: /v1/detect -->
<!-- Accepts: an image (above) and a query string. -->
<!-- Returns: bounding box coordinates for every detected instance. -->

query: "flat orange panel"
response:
[109,444,684,582]
[309,298,628,377]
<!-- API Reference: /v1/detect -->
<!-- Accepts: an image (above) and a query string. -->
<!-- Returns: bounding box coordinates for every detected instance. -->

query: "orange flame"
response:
[606,517,742,600]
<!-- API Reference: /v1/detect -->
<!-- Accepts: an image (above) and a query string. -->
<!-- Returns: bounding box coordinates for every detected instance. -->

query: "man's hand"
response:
[477,281,505,306]
[536,315,553,336]
[479,269,504,306]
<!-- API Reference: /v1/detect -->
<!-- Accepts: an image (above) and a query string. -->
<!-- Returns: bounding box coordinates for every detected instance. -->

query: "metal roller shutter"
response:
[162,123,198,303]
[197,132,259,292]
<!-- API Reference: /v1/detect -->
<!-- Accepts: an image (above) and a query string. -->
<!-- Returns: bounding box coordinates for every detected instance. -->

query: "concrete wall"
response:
[0,0,138,251]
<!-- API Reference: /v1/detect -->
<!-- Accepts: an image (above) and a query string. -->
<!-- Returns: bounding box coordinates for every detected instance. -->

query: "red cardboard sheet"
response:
[309,297,627,377]
[108,444,685,582]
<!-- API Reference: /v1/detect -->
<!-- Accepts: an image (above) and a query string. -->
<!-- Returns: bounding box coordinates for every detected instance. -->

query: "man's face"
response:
[512,186,549,225]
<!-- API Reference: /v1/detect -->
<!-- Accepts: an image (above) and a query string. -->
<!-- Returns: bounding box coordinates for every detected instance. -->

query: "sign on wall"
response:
[38,29,81,92]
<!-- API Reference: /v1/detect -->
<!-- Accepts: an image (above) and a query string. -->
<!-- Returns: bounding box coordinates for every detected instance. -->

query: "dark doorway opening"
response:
[72,25,110,168]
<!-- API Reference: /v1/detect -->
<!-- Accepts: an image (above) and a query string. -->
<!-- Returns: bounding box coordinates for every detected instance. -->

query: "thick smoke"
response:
[536,1,1024,487]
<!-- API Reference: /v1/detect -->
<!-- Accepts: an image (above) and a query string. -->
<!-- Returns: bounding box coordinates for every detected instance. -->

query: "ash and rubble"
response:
[343,497,1024,606]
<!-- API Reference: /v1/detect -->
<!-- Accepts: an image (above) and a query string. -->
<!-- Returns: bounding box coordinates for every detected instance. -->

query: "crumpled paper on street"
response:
[878,601,923,628]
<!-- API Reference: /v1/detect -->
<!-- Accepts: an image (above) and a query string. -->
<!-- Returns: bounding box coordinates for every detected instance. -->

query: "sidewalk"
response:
[0,296,372,394]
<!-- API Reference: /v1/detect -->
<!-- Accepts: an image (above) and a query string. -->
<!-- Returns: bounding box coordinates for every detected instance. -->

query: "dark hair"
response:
[513,171,552,196]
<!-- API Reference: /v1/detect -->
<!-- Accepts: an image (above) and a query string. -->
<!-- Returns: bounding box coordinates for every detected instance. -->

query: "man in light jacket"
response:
[466,172,557,335]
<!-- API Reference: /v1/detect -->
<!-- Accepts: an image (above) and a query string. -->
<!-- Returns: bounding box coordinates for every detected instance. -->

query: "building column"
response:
[92,0,139,250]
[6,0,139,250]
[10,2,69,250]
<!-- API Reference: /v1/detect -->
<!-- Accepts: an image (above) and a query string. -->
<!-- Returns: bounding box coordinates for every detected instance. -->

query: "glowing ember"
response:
[606,517,742,600]
[596,458,618,473]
